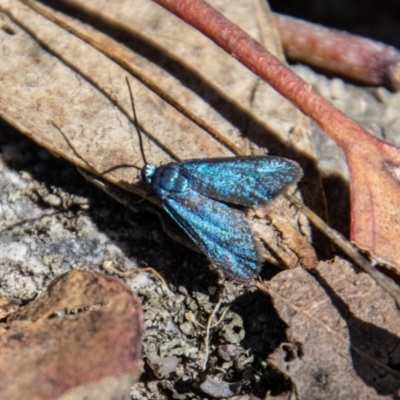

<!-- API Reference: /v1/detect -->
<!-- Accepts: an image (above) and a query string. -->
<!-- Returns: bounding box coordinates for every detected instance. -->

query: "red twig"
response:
[153,0,380,152]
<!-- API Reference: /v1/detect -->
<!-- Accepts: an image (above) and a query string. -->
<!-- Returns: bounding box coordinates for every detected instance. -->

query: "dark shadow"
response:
[230,290,292,397]
[269,0,400,49]
[312,268,400,397]
[322,174,350,238]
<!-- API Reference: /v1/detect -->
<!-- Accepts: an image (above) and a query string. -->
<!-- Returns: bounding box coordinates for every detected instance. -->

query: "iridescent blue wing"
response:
[180,156,302,206]
[162,187,260,281]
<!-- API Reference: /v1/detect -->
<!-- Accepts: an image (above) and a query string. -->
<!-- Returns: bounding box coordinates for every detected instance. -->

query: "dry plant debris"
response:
[0,0,400,399]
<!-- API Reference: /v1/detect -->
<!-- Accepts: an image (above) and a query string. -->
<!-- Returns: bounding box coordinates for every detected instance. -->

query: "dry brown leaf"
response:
[0,269,143,400]
[263,258,400,399]
[346,140,400,277]
[0,0,320,269]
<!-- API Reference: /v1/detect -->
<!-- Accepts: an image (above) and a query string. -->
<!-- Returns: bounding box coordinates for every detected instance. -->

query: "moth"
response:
[141,156,302,281]
[122,77,303,282]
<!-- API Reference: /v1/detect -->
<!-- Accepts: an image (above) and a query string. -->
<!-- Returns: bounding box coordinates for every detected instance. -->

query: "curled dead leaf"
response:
[0,269,143,400]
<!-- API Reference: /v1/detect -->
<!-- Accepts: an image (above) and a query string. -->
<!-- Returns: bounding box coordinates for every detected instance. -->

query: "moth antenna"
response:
[125,77,148,166]
[51,121,96,171]
[51,121,141,175]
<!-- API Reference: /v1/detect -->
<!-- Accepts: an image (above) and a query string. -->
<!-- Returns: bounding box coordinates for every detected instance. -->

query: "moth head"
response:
[141,163,157,185]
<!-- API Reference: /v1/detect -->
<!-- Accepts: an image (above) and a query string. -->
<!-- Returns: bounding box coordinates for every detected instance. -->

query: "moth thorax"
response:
[159,165,188,192]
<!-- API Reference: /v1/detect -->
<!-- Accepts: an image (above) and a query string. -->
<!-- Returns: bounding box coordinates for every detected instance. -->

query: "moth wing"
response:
[162,188,260,281]
[180,156,302,206]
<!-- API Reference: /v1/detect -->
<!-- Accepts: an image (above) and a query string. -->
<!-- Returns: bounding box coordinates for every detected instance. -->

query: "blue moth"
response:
[141,156,302,282]
[126,78,302,282]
